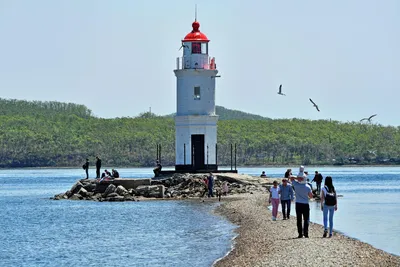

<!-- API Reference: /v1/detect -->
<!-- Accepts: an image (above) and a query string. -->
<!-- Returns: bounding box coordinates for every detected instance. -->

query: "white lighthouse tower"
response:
[174,18,218,171]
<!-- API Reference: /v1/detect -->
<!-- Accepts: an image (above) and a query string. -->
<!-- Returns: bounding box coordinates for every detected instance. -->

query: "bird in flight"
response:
[309,98,320,112]
[179,43,189,50]
[360,114,377,123]
[277,84,286,96]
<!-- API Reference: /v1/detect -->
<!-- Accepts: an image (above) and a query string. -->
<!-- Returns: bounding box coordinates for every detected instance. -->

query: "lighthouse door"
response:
[191,134,205,170]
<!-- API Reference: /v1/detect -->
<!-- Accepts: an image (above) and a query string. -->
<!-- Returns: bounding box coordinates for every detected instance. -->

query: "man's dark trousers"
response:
[316,182,322,194]
[281,199,291,218]
[296,202,310,237]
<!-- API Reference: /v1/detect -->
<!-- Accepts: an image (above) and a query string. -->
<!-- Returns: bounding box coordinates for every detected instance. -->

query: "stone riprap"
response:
[52,173,276,202]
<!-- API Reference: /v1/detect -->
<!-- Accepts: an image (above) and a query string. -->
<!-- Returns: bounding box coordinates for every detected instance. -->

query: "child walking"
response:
[269,180,280,221]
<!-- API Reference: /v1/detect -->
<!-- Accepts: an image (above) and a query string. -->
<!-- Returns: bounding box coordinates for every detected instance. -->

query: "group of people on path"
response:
[202,173,229,201]
[82,157,119,181]
[269,166,338,238]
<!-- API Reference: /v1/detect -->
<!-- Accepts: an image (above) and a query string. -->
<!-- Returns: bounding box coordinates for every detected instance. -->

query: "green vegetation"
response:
[1,98,400,168]
[165,106,271,120]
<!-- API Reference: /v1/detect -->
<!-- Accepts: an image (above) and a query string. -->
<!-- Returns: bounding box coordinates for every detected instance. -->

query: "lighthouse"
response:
[174,19,218,171]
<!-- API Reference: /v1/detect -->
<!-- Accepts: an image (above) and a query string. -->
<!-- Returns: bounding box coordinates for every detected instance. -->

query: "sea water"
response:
[245,166,400,256]
[0,167,399,267]
[0,168,236,267]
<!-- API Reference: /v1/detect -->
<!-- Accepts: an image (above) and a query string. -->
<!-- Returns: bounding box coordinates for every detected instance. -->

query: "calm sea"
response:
[0,167,399,267]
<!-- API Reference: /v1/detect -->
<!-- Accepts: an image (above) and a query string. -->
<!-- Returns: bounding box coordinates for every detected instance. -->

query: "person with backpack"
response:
[320,176,338,238]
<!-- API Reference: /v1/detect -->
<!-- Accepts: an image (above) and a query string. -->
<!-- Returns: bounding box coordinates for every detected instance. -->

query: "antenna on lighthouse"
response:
[195,4,197,21]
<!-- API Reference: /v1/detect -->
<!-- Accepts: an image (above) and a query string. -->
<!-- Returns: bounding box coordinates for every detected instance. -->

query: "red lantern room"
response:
[177,20,216,70]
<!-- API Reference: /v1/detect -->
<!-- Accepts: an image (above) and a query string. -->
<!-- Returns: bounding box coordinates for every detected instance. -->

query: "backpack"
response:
[82,164,86,170]
[324,186,336,206]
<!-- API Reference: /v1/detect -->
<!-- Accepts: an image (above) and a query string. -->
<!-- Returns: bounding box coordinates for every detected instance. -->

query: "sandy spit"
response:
[213,193,400,267]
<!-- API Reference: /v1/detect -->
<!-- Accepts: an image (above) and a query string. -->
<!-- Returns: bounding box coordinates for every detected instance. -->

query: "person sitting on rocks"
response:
[153,160,162,177]
[112,169,120,178]
[260,171,267,178]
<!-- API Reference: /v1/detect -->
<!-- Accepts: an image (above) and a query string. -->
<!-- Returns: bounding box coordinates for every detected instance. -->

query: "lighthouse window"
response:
[194,86,201,100]
[201,43,208,54]
[192,42,201,54]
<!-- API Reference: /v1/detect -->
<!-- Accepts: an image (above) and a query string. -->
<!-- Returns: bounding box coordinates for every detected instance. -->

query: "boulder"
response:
[67,181,84,198]
[124,195,135,201]
[83,183,96,192]
[78,188,88,197]
[107,192,119,198]
[116,185,129,196]
[107,196,125,202]
[136,185,164,198]
[103,184,116,197]
[70,194,82,200]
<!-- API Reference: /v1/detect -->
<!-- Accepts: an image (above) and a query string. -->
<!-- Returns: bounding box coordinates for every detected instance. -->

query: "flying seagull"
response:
[179,43,189,50]
[309,98,320,112]
[277,84,286,96]
[360,114,377,123]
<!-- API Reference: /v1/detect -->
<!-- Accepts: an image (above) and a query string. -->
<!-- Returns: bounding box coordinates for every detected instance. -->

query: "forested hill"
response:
[0,98,400,168]
[165,106,270,120]
[0,98,92,118]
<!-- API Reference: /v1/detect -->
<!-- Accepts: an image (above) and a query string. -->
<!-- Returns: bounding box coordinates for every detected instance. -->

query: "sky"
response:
[0,0,399,125]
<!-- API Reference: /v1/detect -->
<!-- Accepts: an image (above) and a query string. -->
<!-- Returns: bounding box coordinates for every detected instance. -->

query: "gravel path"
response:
[213,193,400,267]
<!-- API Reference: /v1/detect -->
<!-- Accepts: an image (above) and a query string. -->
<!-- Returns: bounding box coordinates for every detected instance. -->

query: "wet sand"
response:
[213,193,400,267]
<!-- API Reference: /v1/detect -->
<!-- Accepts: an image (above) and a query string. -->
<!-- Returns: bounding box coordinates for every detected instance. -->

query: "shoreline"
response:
[2,164,400,170]
[212,193,400,267]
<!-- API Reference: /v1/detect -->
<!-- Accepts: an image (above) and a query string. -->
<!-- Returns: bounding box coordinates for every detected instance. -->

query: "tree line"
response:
[0,98,399,168]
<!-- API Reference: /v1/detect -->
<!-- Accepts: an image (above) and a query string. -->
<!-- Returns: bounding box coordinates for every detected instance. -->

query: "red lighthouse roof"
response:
[182,21,209,42]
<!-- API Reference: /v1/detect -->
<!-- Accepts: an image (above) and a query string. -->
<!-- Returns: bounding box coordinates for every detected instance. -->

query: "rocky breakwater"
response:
[52,179,137,202]
[150,173,276,199]
[52,173,276,202]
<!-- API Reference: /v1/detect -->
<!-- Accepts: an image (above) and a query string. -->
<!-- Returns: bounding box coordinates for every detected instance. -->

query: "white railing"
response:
[176,56,216,70]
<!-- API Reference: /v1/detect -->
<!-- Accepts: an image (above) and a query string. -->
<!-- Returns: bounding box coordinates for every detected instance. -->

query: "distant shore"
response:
[213,193,400,267]
[2,164,400,170]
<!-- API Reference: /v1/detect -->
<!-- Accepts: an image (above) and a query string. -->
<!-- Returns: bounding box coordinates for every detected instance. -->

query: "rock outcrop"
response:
[52,173,276,201]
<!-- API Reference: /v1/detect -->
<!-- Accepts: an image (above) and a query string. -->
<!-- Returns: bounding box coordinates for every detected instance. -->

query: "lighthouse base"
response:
[175,164,218,172]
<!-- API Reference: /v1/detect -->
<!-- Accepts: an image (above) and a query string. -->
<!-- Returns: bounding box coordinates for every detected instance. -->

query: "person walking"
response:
[82,158,89,179]
[207,173,214,197]
[289,166,313,238]
[279,178,294,220]
[95,156,102,178]
[312,171,323,195]
[320,176,338,238]
[269,181,280,221]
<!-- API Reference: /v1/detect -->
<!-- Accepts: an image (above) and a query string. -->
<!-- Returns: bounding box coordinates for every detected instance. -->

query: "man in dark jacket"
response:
[83,158,89,179]
[312,171,323,194]
[95,156,102,178]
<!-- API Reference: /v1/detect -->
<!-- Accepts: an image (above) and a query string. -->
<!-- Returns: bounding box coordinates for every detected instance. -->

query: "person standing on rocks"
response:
[312,171,323,195]
[207,173,214,198]
[269,180,280,221]
[320,176,338,238]
[95,156,102,178]
[289,166,313,238]
[279,178,294,220]
[82,158,89,179]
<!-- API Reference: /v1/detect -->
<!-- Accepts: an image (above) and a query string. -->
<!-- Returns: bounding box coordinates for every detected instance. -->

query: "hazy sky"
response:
[0,0,399,125]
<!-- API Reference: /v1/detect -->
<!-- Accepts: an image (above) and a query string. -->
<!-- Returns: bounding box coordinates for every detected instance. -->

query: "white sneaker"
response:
[272,217,276,221]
